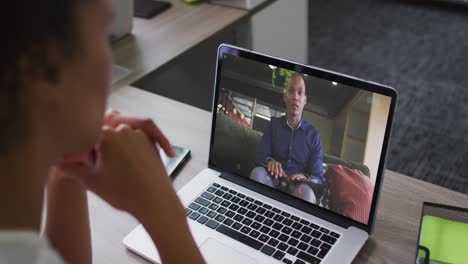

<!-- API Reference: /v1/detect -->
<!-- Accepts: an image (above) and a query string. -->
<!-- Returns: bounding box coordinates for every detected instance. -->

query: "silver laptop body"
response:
[124,44,398,264]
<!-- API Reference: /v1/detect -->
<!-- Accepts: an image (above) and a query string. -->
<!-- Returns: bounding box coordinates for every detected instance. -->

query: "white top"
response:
[0,231,64,264]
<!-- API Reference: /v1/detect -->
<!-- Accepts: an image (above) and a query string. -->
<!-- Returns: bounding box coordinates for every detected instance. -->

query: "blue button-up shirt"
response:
[256,115,323,184]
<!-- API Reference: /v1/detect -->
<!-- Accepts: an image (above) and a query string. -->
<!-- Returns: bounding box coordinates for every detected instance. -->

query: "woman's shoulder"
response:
[0,230,64,264]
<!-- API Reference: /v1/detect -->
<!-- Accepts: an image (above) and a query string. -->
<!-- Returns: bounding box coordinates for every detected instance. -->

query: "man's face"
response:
[284,76,307,117]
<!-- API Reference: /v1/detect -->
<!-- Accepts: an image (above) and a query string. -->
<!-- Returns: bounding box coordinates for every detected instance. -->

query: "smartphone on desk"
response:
[159,145,190,176]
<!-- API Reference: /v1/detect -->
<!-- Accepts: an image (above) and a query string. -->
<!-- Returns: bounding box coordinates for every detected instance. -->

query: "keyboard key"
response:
[277,242,288,251]
[188,203,201,210]
[311,230,322,238]
[260,245,275,256]
[216,225,263,250]
[272,208,281,213]
[213,197,223,204]
[311,239,321,247]
[189,212,200,220]
[198,207,209,215]
[283,218,293,226]
[223,218,234,226]
[208,203,219,210]
[214,190,225,196]
[249,230,260,238]
[300,219,310,226]
[310,223,320,229]
[287,238,299,247]
[267,238,279,247]
[229,189,237,195]
[212,183,220,187]
[225,210,236,218]
[232,222,242,230]
[221,200,231,207]
[246,197,254,202]
[294,260,306,264]
[278,234,289,242]
[238,208,248,215]
[237,193,246,198]
[246,211,257,219]
[239,200,249,207]
[281,211,291,217]
[251,222,261,230]
[254,200,263,206]
[273,223,284,231]
[215,215,225,222]
[320,243,331,251]
[274,215,285,222]
[300,234,312,243]
[242,218,253,226]
[307,246,319,256]
[287,247,298,256]
[317,247,330,259]
[297,251,321,264]
[216,207,227,214]
[283,258,293,264]
[291,230,302,239]
[319,227,330,234]
[206,219,219,229]
[247,204,258,211]
[298,242,309,251]
[330,232,340,239]
[201,192,214,200]
[264,211,275,218]
[254,215,265,223]
[207,210,217,218]
[222,193,233,200]
[320,234,337,245]
[273,250,286,260]
[291,215,300,221]
[292,222,303,230]
[260,226,271,234]
[240,226,252,234]
[301,226,312,234]
[256,207,266,214]
[259,234,269,242]
[234,214,244,222]
[230,197,241,203]
[207,186,217,193]
[282,226,292,235]
[220,186,228,191]
[262,204,272,209]
[197,216,209,224]
[186,208,192,216]
[269,230,280,238]
[264,219,274,226]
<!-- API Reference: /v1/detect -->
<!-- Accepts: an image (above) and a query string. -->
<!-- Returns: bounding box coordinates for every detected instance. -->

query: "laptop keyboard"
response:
[185,183,341,264]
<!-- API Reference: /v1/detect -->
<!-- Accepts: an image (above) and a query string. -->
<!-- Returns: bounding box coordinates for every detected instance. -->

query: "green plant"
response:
[271,67,295,92]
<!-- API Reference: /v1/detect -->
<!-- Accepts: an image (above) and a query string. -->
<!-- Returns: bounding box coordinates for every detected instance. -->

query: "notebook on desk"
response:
[123,44,398,264]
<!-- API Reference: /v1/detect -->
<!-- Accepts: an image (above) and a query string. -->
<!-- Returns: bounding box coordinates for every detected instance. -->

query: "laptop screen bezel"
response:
[208,44,398,234]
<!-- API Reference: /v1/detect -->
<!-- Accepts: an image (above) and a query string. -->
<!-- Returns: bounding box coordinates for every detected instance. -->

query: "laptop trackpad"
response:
[199,238,257,264]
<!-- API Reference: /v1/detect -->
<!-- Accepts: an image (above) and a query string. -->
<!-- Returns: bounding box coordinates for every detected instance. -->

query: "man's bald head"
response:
[284,73,307,118]
[286,74,306,93]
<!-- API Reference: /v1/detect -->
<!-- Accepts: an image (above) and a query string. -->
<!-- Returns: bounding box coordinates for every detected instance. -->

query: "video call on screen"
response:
[212,54,392,225]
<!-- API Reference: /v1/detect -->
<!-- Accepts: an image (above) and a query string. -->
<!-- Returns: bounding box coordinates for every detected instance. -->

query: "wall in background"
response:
[364,93,392,185]
[251,0,308,63]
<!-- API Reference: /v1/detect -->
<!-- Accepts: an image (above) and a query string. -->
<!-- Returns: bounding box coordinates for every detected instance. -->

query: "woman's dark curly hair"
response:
[0,0,88,152]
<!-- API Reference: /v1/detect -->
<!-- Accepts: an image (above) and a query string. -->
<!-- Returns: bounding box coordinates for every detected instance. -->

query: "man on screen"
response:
[250,74,323,204]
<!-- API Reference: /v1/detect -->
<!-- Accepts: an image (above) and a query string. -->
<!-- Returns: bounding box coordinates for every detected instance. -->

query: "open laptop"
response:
[123,44,398,264]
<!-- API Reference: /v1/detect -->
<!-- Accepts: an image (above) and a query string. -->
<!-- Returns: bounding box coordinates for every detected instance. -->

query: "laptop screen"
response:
[211,48,394,226]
